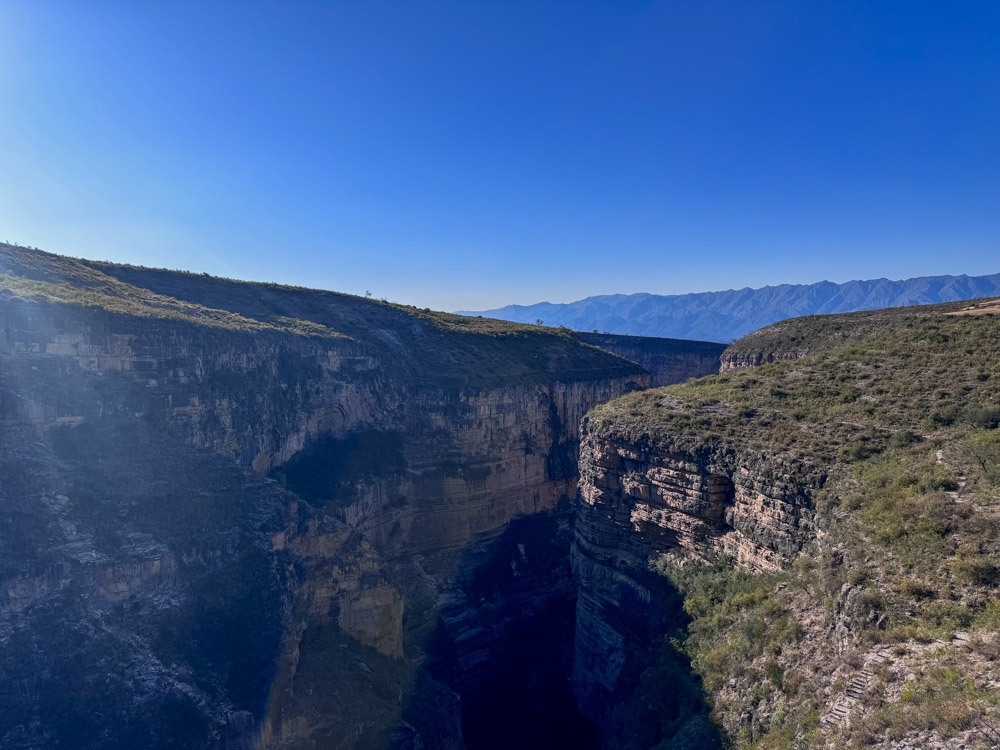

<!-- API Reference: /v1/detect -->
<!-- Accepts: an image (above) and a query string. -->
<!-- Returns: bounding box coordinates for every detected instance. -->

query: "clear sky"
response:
[1,1,998,311]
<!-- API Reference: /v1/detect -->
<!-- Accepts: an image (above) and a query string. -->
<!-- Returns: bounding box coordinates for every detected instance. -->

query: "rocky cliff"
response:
[0,244,663,750]
[575,333,724,388]
[572,298,1000,749]
[571,396,826,747]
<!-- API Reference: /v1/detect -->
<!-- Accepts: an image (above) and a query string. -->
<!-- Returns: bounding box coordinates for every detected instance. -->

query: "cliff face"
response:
[0,245,660,750]
[572,301,1000,750]
[571,406,823,745]
[576,333,724,387]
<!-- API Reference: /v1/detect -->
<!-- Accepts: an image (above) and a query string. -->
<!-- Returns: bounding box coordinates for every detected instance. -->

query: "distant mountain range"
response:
[458,273,1000,343]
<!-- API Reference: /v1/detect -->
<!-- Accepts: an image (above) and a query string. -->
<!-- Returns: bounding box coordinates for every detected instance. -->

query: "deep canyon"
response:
[3,245,999,750]
[0,245,724,749]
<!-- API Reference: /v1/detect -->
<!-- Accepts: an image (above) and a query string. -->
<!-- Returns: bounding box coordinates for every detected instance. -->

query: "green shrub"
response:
[764,657,783,688]
[951,556,1000,586]
[926,405,960,429]
[973,598,1000,629]
[963,430,1000,486]
[899,578,936,600]
[847,568,869,585]
[961,403,1000,429]
[916,467,959,492]
[841,440,881,462]
[843,493,865,511]
[890,430,921,448]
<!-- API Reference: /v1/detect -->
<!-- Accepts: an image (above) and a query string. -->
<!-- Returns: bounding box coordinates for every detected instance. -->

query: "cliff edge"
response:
[575,297,1000,749]
[0,243,655,749]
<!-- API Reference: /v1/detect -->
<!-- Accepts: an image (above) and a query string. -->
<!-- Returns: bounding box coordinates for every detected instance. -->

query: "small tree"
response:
[963,430,1000,487]
[535,319,544,326]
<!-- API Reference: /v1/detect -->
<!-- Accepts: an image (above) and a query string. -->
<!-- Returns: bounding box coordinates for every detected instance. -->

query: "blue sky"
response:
[1,1,998,311]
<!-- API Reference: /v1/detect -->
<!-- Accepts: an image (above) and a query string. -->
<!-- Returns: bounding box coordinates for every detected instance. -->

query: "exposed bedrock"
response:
[577,332,725,387]
[0,290,658,749]
[571,424,824,746]
[719,349,799,372]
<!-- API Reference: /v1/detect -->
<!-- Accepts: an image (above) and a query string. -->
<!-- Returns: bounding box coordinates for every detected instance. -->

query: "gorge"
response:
[2,244,999,750]
[0,244,717,749]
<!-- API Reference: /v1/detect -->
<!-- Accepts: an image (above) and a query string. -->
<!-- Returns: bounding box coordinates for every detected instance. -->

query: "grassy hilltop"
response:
[0,242,644,386]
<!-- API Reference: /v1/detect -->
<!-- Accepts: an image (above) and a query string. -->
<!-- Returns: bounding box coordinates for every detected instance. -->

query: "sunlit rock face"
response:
[0,245,673,750]
[571,423,822,746]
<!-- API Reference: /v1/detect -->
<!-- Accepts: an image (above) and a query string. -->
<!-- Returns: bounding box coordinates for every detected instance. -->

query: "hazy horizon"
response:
[7,241,999,314]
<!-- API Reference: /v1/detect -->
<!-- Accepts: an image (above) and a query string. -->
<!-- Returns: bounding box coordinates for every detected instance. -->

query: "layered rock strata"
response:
[0,246,659,750]
[572,418,824,746]
[576,333,724,387]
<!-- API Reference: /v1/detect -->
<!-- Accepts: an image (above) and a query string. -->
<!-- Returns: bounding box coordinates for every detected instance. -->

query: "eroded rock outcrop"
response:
[0,245,661,749]
[571,400,825,746]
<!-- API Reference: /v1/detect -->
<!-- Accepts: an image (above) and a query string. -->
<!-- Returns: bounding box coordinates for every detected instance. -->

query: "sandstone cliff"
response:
[0,244,662,749]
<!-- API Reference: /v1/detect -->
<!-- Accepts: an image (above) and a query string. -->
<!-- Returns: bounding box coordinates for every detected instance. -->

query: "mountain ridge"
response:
[459,272,1000,342]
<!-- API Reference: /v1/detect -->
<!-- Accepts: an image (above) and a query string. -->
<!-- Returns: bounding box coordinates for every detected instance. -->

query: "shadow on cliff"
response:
[0,413,291,750]
[396,503,600,750]
[572,515,722,748]
[605,575,722,750]
[392,502,721,750]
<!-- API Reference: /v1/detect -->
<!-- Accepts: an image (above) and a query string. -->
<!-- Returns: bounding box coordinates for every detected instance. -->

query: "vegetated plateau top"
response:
[591,296,1000,464]
[0,243,644,386]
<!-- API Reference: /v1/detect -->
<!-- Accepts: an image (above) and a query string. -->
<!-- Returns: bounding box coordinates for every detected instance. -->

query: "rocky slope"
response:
[0,243,667,750]
[460,273,1000,342]
[573,297,1000,749]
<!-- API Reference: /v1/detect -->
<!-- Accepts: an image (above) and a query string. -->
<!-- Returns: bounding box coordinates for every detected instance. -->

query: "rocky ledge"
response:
[570,396,824,745]
[572,300,1000,749]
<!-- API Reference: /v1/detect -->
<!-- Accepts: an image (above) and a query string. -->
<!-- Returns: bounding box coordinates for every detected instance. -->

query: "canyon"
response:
[576,332,723,388]
[3,245,998,750]
[0,245,723,749]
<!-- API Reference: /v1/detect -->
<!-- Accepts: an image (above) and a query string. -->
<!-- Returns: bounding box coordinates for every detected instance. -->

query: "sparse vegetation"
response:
[0,272,347,337]
[593,301,1000,747]
[0,242,644,385]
